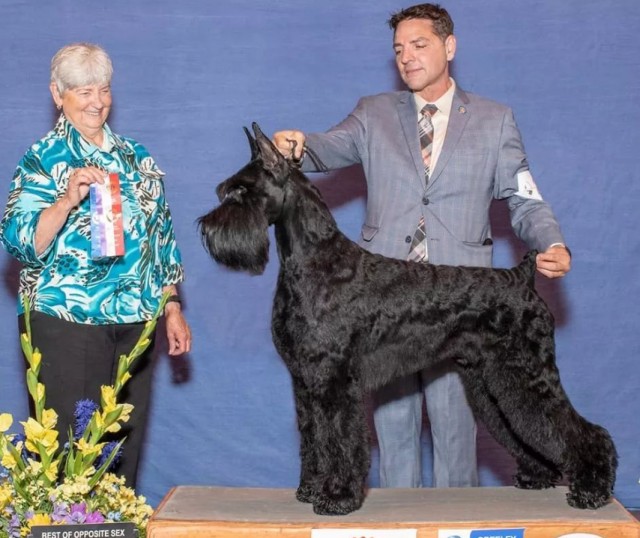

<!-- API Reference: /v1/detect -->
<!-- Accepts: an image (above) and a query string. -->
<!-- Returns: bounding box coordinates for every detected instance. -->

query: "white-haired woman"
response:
[0,43,191,487]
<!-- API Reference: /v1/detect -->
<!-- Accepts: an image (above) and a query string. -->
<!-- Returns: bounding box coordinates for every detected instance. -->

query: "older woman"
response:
[0,43,191,487]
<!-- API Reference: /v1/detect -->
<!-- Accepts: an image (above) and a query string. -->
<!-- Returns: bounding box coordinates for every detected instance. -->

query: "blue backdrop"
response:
[0,0,638,510]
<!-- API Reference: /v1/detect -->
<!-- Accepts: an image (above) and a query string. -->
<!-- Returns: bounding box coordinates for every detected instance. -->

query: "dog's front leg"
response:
[291,375,322,504]
[307,364,369,516]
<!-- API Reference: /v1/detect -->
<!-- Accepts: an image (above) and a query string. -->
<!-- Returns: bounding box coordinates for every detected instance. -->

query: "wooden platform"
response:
[148,486,640,538]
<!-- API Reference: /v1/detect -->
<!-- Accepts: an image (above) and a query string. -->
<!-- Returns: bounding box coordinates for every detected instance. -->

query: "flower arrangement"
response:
[0,294,169,537]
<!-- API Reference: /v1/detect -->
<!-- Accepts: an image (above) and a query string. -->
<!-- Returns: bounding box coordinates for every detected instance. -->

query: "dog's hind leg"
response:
[479,339,616,509]
[562,419,618,509]
[457,360,561,490]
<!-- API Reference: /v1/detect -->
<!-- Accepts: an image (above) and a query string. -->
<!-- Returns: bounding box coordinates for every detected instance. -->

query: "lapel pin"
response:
[458,105,467,114]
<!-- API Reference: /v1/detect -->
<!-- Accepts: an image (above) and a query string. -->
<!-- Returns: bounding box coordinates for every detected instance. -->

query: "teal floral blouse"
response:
[0,114,184,324]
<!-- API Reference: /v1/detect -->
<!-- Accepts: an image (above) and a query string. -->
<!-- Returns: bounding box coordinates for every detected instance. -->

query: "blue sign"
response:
[470,529,525,538]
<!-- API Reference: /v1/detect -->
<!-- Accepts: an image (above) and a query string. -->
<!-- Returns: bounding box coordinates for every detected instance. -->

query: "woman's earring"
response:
[56,104,62,111]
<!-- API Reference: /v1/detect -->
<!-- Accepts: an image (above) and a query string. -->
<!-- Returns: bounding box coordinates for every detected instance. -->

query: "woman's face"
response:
[50,82,112,143]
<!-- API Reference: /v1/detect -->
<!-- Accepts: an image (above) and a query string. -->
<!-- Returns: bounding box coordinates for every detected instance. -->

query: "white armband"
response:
[515,170,543,201]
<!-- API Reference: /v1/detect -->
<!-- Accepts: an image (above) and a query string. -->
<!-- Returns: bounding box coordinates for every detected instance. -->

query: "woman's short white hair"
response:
[50,43,113,95]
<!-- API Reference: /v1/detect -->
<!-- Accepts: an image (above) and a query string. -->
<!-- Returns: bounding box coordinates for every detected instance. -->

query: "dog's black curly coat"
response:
[198,123,617,516]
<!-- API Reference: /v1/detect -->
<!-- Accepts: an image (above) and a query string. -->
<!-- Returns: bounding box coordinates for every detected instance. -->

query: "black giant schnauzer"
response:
[198,123,617,516]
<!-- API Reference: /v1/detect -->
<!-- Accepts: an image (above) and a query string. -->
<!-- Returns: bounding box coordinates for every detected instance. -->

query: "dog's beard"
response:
[198,199,270,275]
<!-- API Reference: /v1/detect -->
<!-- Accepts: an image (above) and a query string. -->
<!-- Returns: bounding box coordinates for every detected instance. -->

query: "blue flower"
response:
[51,501,69,522]
[73,399,99,439]
[95,440,122,471]
[11,433,36,462]
[9,515,20,538]
[67,503,87,524]
[86,511,105,523]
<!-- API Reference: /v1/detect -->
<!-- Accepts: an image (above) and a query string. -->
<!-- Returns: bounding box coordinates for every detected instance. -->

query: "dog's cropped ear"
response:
[244,126,259,161]
[251,122,289,182]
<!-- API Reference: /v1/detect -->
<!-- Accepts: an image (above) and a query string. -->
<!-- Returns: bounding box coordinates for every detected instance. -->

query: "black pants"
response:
[18,311,157,488]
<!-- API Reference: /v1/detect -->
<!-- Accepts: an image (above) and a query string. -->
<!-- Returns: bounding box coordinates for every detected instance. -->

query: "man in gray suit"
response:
[273,3,571,490]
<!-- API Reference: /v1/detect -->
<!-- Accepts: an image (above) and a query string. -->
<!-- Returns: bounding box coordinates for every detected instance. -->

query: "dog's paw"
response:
[312,494,362,516]
[566,486,611,509]
[296,483,318,504]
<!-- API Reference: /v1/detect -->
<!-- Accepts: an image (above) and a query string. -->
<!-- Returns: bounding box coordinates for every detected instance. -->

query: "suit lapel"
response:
[397,92,426,191]
[428,87,471,187]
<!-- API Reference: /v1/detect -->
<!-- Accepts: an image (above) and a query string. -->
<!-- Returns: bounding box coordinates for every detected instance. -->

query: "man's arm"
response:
[494,108,571,278]
[273,98,369,171]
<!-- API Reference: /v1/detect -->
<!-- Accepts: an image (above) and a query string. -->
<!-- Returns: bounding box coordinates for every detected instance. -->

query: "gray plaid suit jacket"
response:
[305,86,565,267]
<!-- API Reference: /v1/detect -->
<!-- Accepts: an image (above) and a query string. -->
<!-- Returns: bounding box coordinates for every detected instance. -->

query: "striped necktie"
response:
[407,104,438,263]
[419,104,438,180]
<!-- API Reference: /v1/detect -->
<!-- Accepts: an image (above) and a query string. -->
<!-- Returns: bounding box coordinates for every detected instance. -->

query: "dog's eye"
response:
[223,185,247,203]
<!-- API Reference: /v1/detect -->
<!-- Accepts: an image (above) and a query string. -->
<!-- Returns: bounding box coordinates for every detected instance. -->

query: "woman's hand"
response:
[61,166,105,209]
[164,303,192,356]
[34,166,106,255]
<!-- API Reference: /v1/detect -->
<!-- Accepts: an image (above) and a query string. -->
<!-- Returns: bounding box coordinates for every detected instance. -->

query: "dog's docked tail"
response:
[514,250,538,288]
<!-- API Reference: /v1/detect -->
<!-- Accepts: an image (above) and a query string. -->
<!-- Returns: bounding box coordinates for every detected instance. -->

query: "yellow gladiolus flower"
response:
[94,411,105,430]
[5,295,161,537]
[104,402,133,433]
[105,422,122,434]
[75,438,105,457]
[0,483,12,510]
[41,408,58,430]
[36,382,45,402]
[119,403,133,424]
[21,417,58,453]
[22,417,43,439]
[44,459,60,482]
[27,459,42,474]
[101,385,117,412]
[0,413,13,432]
[1,449,18,470]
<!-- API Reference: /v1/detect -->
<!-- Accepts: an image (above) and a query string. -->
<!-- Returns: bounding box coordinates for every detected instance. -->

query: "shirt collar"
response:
[414,77,456,118]
[53,113,133,158]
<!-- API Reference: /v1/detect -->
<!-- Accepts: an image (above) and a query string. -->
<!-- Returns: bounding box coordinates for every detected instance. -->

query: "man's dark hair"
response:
[388,3,454,42]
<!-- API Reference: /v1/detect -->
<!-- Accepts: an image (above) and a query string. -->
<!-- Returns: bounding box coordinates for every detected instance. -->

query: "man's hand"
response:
[272,130,306,160]
[536,245,571,278]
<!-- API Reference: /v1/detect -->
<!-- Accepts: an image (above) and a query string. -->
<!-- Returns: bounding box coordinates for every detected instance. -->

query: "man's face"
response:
[393,18,456,99]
